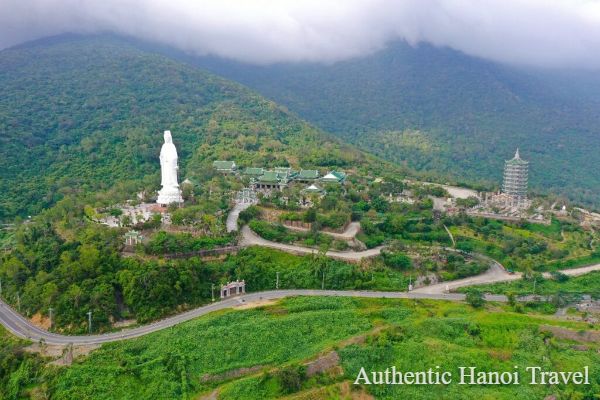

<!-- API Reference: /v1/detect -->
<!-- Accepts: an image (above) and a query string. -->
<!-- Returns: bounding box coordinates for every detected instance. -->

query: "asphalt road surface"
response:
[240,225,384,261]
[0,290,507,346]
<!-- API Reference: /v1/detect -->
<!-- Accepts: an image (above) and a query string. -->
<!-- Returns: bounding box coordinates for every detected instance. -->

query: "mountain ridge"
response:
[184,41,600,206]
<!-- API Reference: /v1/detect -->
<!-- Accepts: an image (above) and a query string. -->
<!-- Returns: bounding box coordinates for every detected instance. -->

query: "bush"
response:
[144,231,231,254]
[276,365,306,394]
[382,251,412,270]
[238,206,261,225]
[249,220,297,243]
[550,271,569,282]
[465,289,485,308]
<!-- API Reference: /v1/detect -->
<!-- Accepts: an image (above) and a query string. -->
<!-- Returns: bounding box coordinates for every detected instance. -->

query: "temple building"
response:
[296,169,320,183]
[212,160,237,174]
[242,167,264,178]
[321,171,346,184]
[253,169,295,190]
[502,148,529,202]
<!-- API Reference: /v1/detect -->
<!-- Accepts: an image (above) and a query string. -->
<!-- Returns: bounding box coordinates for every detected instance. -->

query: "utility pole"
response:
[533,277,537,295]
[276,272,280,290]
[0,278,2,298]
[408,275,413,292]
[87,311,92,334]
[321,270,325,290]
[211,284,215,302]
[49,307,53,330]
[16,292,20,312]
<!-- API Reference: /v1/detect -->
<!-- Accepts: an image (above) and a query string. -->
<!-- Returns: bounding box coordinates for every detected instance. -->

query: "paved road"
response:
[226,202,253,232]
[240,225,383,261]
[547,263,600,277]
[284,221,361,240]
[0,290,507,345]
[413,261,519,294]
[2,203,598,346]
[1,261,599,345]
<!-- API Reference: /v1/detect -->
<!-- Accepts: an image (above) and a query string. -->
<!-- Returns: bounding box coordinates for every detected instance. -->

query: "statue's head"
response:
[164,130,173,144]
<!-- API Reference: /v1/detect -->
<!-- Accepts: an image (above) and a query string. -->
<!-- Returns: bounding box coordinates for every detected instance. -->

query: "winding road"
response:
[240,225,383,261]
[2,204,600,346]
[0,290,505,346]
[283,221,361,241]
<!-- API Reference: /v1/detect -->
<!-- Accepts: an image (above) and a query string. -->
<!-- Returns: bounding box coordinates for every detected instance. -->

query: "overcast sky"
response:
[2,0,600,68]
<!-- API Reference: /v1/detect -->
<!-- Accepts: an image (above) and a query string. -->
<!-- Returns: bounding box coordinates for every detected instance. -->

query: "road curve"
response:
[226,202,253,232]
[0,290,507,346]
[284,221,361,240]
[240,225,383,261]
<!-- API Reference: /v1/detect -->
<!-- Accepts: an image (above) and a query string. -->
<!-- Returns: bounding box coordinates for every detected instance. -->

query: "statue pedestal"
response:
[157,187,183,205]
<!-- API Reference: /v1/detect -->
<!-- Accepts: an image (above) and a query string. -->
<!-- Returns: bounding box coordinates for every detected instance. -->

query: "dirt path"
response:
[443,224,456,247]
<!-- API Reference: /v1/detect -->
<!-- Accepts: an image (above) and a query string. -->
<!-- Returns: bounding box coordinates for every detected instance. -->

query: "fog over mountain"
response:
[2,0,600,68]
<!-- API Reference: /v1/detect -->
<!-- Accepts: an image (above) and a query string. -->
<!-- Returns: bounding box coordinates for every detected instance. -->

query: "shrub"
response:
[382,251,412,270]
[238,206,261,225]
[465,289,485,308]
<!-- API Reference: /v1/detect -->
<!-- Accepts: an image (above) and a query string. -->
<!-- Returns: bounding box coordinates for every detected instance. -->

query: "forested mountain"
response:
[187,41,600,206]
[0,35,379,220]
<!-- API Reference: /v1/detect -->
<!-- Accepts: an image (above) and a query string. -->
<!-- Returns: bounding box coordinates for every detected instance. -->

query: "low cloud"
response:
[2,0,600,68]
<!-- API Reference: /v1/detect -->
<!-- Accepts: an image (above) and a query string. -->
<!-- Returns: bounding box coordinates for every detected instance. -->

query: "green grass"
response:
[463,271,600,298]
[33,297,599,400]
[50,297,373,400]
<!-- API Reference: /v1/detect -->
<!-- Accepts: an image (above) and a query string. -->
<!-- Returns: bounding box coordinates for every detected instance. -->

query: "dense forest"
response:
[0,35,390,222]
[188,41,600,206]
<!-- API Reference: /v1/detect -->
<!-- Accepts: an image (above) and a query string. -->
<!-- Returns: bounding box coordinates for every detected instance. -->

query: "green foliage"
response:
[144,231,232,255]
[0,35,383,222]
[468,271,600,299]
[248,220,298,243]
[382,251,412,270]
[0,327,44,400]
[49,297,372,400]
[274,364,307,394]
[238,206,261,225]
[465,289,485,308]
[19,297,598,399]
[196,41,600,207]
[446,214,596,272]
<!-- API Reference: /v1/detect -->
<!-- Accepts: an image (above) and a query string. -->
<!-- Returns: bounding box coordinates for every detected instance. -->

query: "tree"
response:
[304,208,317,223]
[465,289,485,308]
[371,196,390,213]
[507,291,516,307]
[382,251,412,270]
[276,364,306,394]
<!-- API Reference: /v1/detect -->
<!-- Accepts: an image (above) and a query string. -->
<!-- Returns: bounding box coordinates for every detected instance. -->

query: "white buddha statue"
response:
[157,130,183,205]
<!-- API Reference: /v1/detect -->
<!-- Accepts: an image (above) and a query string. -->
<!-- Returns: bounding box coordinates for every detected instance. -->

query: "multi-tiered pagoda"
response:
[502,148,529,201]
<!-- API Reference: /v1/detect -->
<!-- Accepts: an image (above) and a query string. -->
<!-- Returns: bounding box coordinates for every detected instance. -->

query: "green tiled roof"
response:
[321,171,346,182]
[297,169,319,179]
[213,160,236,170]
[258,171,280,183]
[243,167,264,176]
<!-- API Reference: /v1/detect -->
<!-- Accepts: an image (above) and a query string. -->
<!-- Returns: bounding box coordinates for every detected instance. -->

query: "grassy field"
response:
[449,218,598,273]
[19,297,593,399]
[463,271,600,298]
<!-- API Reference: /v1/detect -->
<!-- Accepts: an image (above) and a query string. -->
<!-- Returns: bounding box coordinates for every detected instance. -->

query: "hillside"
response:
[189,41,600,206]
[0,35,380,221]
[3,297,600,399]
